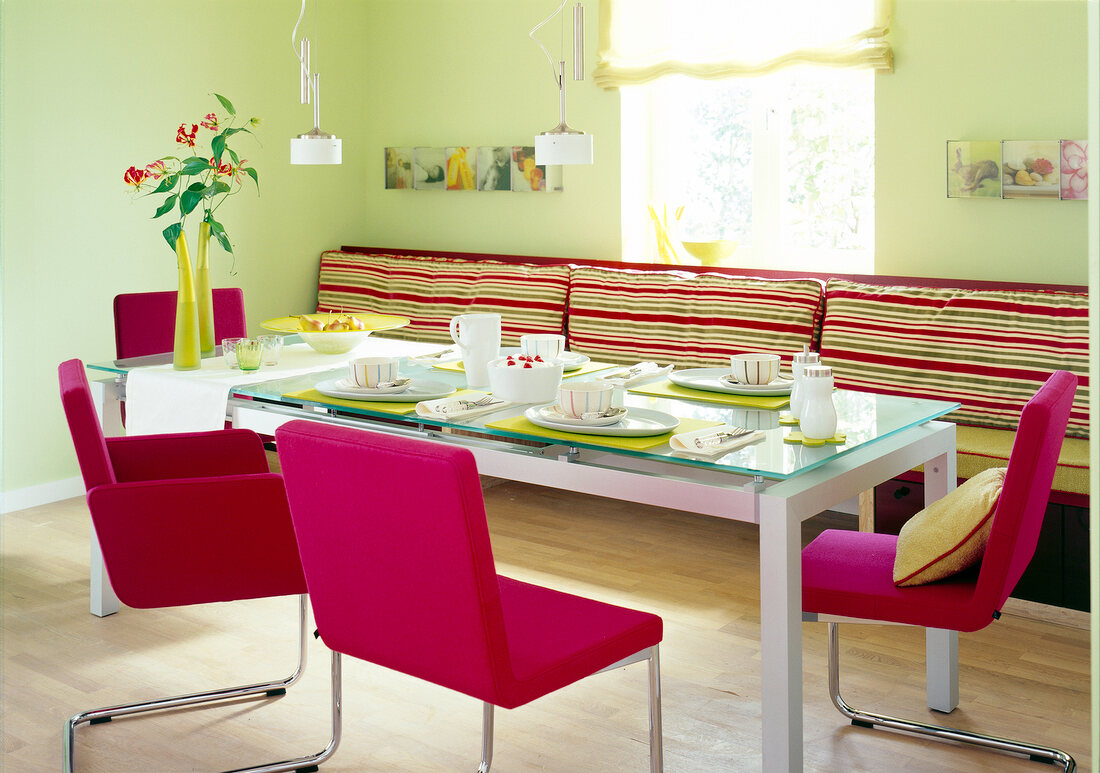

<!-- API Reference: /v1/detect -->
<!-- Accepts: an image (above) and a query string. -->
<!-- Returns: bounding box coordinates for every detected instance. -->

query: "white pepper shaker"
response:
[799,365,837,440]
[788,348,821,419]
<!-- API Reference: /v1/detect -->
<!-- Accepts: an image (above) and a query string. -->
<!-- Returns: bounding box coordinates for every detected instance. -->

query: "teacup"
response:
[730,353,781,385]
[520,333,566,361]
[449,313,502,388]
[350,356,401,388]
[558,381,615,419]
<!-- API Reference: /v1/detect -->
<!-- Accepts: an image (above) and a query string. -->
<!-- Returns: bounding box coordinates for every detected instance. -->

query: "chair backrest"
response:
[975,370,1077,613]
[276,421,514,703]
[113,288,247,359]
[58,359,116,491]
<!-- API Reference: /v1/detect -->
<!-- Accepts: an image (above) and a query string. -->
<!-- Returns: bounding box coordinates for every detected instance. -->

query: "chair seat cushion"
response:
[803,529,989,632]
[496,576,662,709]
[893,467,1006,586]
[955,425,1088,496]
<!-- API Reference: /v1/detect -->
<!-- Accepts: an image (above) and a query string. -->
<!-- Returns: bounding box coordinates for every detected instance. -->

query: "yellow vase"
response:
[195,221,215,355]
[173,231,201,371]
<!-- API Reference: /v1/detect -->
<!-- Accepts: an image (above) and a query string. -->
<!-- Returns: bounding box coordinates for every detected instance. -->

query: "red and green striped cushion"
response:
[565,266,824,367]
[315,251,570,345]
[819,279,1089,437]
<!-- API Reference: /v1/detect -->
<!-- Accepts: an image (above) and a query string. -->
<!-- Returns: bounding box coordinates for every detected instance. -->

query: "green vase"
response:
[173,231,201,370]
[195,221,215,355]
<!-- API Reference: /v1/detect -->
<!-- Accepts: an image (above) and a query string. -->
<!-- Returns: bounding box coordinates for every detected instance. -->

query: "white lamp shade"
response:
[290,136,342,165]
[535,133,594,165]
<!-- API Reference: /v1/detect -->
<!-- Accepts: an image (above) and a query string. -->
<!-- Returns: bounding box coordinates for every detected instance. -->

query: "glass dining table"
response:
[86,340,960,772]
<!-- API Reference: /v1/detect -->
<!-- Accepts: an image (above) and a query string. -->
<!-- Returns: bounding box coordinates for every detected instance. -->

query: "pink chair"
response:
[113,288,247,359]
[801,370,1077,770]
[276,420,665,772]
[58,359,337,773]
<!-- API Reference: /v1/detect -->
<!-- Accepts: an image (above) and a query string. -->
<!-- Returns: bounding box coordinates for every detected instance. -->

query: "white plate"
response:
[525,405,680,436]
[315,378,456,402]
[669,368,793,396]
[500,347,590,371]
[334,377,410,395]
[535,404,628,427]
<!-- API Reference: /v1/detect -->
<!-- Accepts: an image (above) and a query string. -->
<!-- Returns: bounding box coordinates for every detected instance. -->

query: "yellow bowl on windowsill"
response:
[680,240,739,266]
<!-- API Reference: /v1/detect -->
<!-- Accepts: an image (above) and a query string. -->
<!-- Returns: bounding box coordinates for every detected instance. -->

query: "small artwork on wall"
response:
[478,146,512,191]
[511,146,546,192]
[413,147,447,190]
[1001,140,1060,199]
[445,147,476,190]
[947,141,1001,198]
[385,147,414,189]
[1059,140,1088,200]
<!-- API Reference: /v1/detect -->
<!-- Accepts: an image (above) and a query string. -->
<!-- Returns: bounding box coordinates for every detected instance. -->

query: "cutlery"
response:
[693,427,754,449]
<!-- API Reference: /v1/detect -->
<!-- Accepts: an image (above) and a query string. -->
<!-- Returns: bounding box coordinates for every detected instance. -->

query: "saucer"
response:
[669,368,793,396]
[335,377,411,395]
[316,378,456,402]
[536,404,627,427]
[525,405,680,437]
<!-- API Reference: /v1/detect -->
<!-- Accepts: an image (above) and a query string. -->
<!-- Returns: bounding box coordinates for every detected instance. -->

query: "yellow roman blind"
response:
[594,0,893,88]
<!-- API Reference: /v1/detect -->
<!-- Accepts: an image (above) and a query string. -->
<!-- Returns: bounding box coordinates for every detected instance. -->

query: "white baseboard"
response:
[1,476,84,514]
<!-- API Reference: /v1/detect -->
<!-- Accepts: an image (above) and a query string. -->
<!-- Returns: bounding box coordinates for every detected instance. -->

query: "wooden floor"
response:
[2,482,1091,772]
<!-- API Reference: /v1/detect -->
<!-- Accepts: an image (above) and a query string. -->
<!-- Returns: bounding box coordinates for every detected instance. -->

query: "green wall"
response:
[0,0,1091,496]
[877,0,1088,283]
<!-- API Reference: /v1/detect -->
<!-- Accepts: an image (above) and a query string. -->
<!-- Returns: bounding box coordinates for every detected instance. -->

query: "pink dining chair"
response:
[113,288,247,359]
[801,370,1077,770]
[58,359,337,773]
[275,420,665,772]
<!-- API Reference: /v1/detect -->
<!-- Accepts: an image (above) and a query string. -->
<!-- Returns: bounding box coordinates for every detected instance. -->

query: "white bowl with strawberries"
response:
[486,353,564,403]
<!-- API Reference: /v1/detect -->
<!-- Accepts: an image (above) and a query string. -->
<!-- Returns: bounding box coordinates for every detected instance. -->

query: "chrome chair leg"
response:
[63,595,340,773]
[648,645,664,773]
[826,622,1075,772]
[477,702,494,773]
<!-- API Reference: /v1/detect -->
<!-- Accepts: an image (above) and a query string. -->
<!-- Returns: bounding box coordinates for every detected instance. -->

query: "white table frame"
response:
[89,377,958,772]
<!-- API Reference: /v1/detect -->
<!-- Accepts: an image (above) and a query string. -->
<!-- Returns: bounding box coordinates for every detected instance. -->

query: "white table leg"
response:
[923,446,958,712]
[88,378,122,617]
[758,497,803,772]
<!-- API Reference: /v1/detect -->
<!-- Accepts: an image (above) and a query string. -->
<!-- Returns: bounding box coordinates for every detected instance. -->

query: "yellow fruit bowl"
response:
[680,239,739,266]
[262,313,411,355]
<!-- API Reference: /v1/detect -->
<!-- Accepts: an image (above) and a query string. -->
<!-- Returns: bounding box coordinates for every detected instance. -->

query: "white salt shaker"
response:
[799,365,837,440]
[788,348,821,419]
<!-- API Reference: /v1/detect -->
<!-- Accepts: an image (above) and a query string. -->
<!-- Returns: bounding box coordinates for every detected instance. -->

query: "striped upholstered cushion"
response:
[566,266,824,367]
[315,251,570,345]
[820,280,1089,437]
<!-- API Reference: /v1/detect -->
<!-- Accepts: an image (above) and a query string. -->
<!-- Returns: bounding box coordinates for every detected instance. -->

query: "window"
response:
[622,68,875,273]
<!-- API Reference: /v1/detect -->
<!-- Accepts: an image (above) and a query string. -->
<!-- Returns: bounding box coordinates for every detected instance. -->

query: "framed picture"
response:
[947,141,1001,198]
[413,147,446,190]
[385,147,414,189]
[477,146,512,191]
[1001,140,1060,199]
[511,146,546,192]
[445,147,476,190]
[1059,140,1088,200]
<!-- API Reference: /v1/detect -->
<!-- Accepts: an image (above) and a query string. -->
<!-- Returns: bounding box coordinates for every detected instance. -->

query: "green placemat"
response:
[432,359,617,379]
[484,415,722,451]
[627,379,790,410]
[283,387,479,415]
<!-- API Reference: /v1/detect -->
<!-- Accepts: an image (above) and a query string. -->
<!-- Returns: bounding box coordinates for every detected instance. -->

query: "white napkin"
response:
[595,361,674,386]
[669,424,765,458]
[415,392,514,421]
[125,338,440,436]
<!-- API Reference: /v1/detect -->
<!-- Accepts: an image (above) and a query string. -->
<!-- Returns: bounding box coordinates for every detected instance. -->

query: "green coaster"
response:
[778,414,800,425]
[784,430,846,447]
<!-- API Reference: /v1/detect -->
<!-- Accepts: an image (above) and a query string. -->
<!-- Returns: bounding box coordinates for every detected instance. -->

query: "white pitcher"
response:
[449,313,502,388]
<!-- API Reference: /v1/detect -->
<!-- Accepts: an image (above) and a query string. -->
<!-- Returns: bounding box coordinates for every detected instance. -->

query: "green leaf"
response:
[180,158,212,176]
[223,127,251,139]
[244,167,259,191]
[214,93,236,117]
[211,133,226,164]
[208,217,233,254]
[153,194,178,218]
[180,183,204,215]
[151,173,178,194]
[162,222,182,251]
[202,181,231,197]
[227,147,240,165]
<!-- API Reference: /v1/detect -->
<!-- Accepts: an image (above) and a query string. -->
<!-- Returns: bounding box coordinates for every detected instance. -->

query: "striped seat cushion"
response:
[315,251,570,345]
[565,266,824,367]
[820,279,1090,438]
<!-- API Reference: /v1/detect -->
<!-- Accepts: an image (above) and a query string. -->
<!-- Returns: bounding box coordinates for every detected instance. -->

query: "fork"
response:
[457,395,500,409]
[693,427,753,449]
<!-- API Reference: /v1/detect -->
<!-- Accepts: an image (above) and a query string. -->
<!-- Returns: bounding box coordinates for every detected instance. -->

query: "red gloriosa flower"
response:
[123,165,149,189]
[200,113,219,131]
[175,123,198,147]
[145,160,167,180]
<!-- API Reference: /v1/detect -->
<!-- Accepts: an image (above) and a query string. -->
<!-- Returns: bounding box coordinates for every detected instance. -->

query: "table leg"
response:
[88,378,122,617]
[758,499,803,772]
[923,447,959,712]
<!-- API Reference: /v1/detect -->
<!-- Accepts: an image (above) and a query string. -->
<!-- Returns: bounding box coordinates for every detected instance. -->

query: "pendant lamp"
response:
[530,1,594,165]
[291,0,342,165]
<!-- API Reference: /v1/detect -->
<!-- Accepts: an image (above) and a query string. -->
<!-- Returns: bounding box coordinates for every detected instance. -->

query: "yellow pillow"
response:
[893,467,1007,587]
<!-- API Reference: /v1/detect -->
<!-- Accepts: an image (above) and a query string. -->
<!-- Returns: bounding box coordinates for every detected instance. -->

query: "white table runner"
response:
[125,338,439,435]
